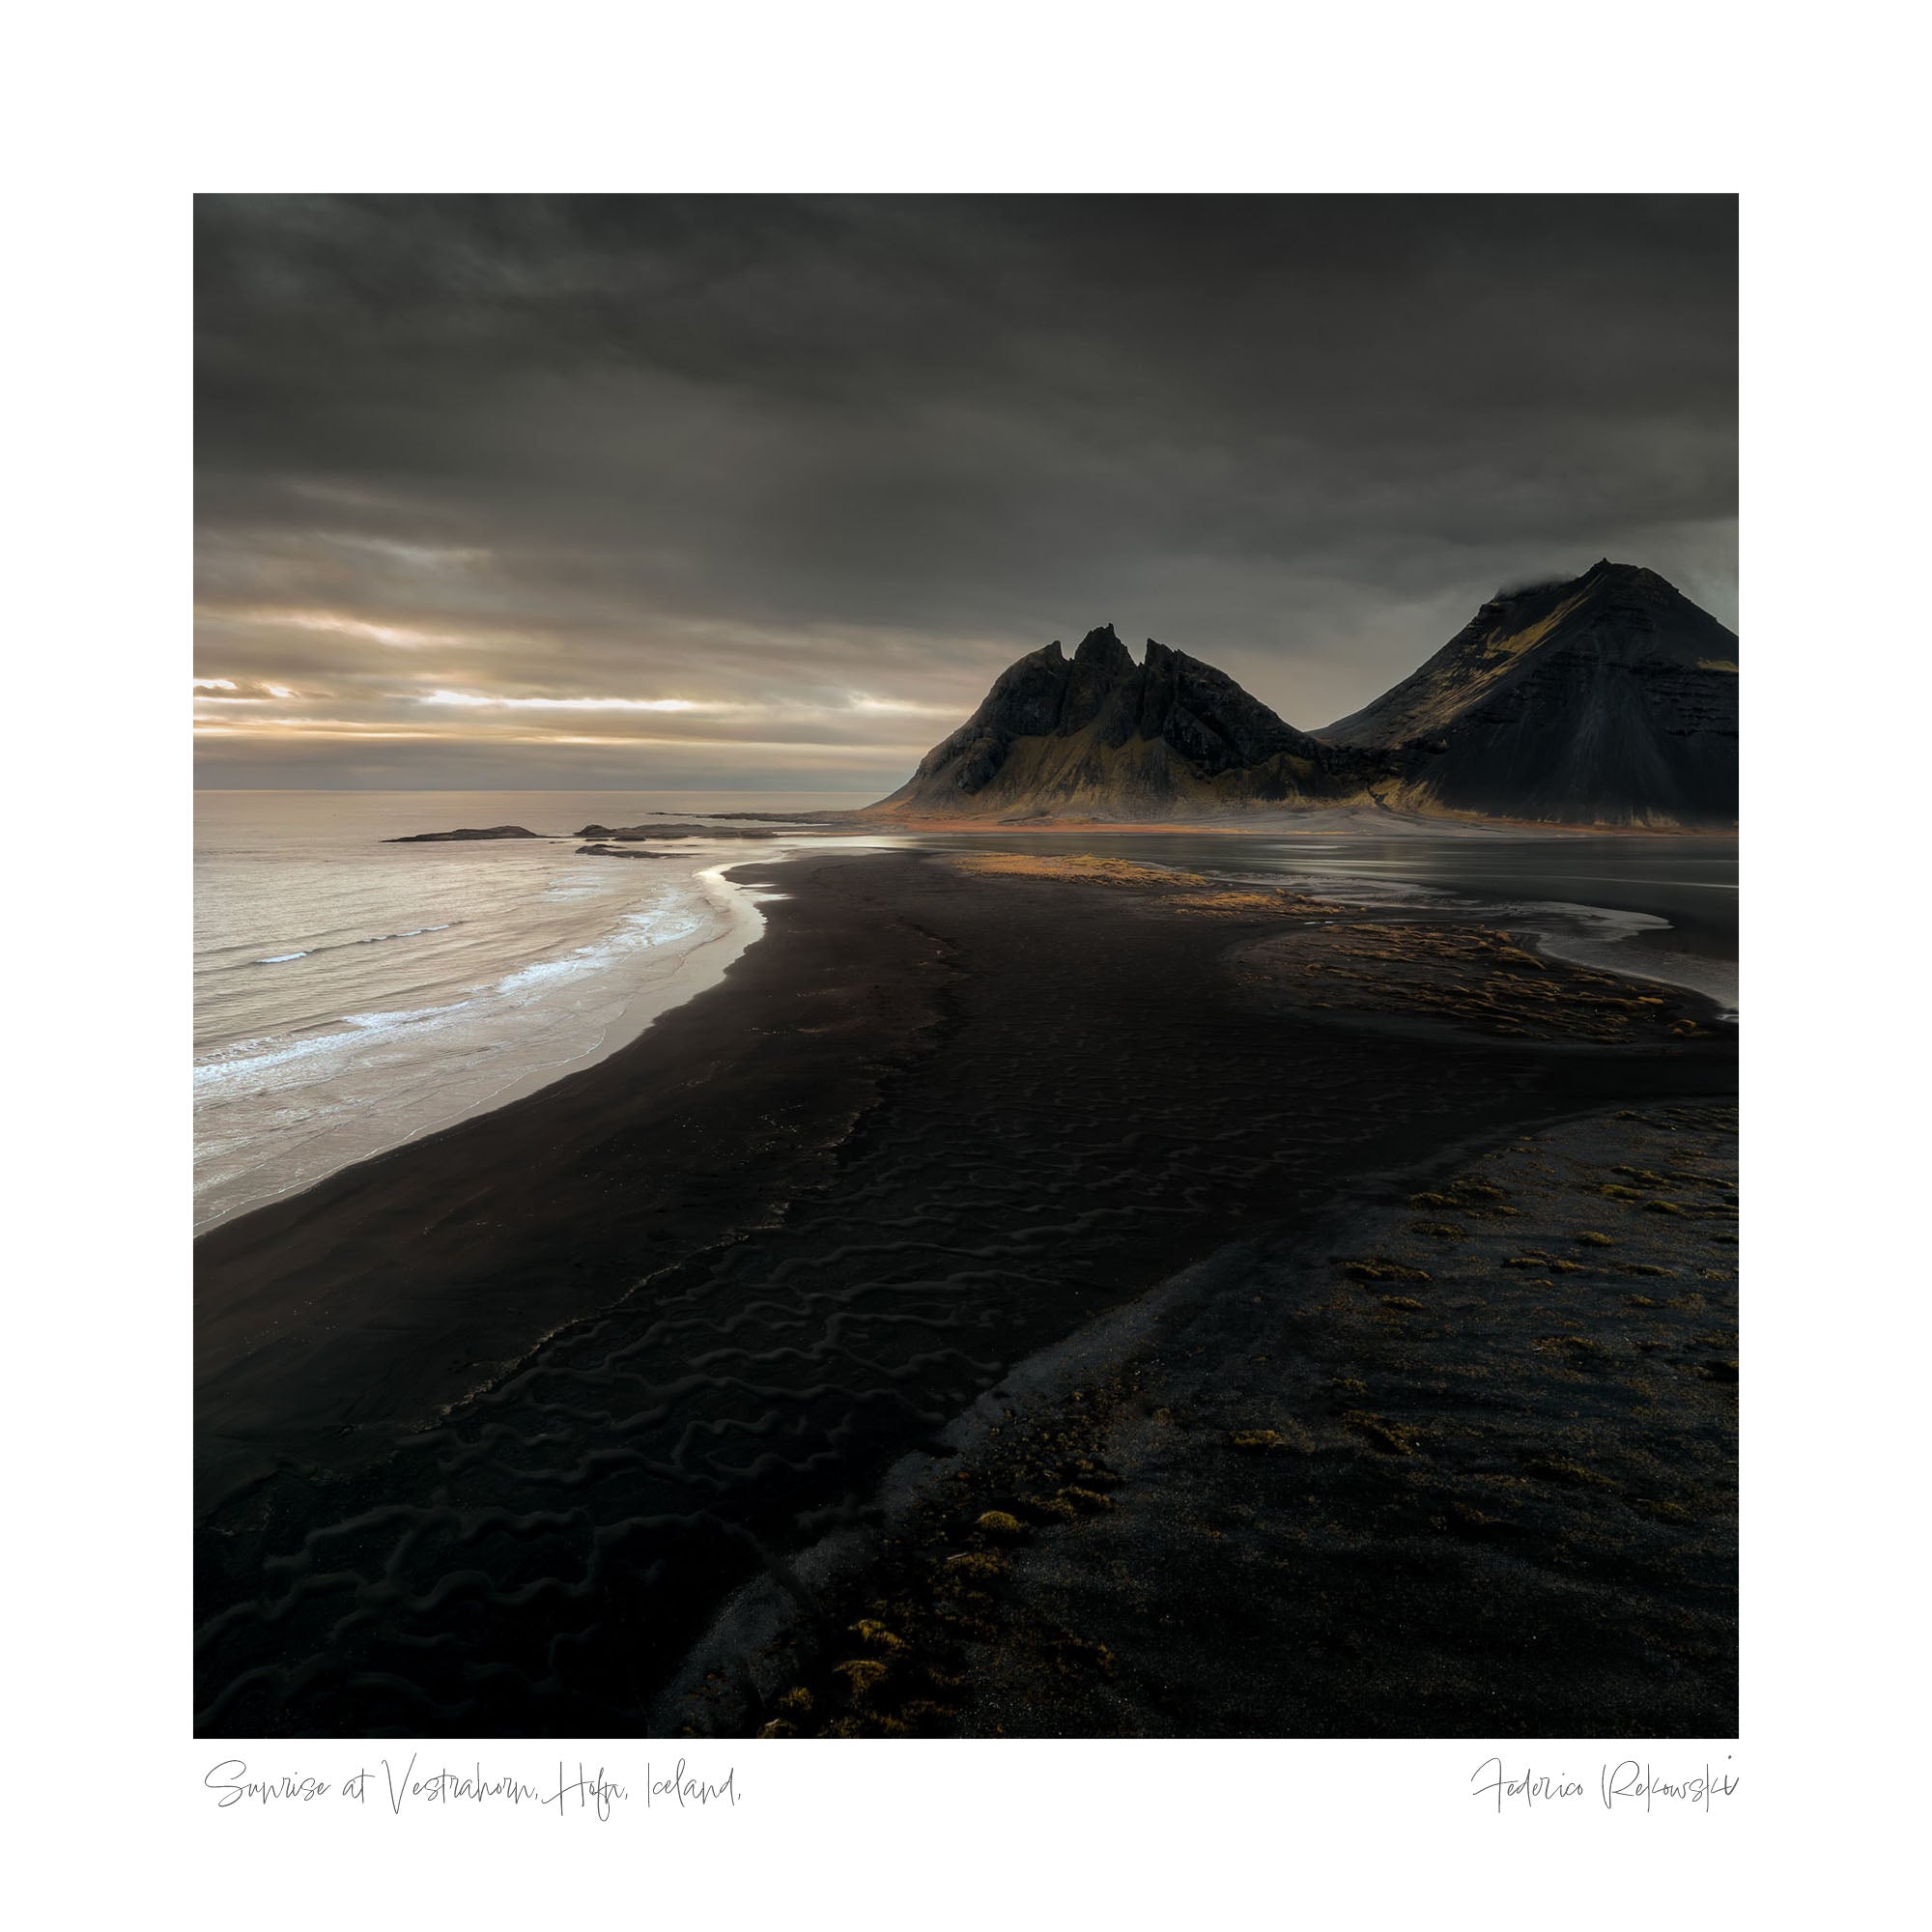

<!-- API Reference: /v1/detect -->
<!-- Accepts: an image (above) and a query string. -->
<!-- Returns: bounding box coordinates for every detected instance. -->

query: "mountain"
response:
[864,624,1398,819]
[1319,560,1737,826]
[864,563,1737,828]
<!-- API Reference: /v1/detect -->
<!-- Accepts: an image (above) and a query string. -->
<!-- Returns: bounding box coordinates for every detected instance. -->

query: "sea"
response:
[192,791,875,1231]
[194,793,1738,1232]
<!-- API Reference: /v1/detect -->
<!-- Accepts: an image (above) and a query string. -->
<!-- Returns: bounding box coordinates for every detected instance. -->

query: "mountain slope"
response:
[864,625,1395,819]
[1319,560,1737,826]
[864,564,1738,827]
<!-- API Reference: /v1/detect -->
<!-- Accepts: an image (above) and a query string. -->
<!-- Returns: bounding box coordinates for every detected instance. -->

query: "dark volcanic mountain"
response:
[865,624,1396,819]
[866,563,1737,827]
[1320,560,1738,827]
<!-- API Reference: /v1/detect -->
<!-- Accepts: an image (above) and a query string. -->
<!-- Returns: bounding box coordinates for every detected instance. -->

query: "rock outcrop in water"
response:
[1319,560,1738,827]
[865,565,1737,828]
[384,824,543,842]
[577,823,788,841]
[865,624,1400,819]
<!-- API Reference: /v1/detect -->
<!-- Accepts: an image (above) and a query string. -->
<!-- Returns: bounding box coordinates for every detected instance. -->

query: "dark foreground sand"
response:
[667,1102,1736,1738]
[195,848,1734,1737]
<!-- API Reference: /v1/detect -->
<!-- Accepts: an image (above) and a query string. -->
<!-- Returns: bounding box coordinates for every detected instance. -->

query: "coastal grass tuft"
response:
[1536,1334,1608,1357]
[944,1550,1009,1583]
[1520,1456,1612,1488]
[832,1657,890,1701]
[1342,1411,1418,1456]
[1344,1258,1432,1285]
[1021,1493,1080,1524]
[1060,1486,1117,1514]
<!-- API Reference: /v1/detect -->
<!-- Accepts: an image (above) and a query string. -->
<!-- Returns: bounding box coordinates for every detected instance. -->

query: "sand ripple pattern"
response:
[194,860,1711,1735]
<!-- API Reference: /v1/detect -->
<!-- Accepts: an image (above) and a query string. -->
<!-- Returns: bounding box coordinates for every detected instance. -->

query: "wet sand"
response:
[195,847,1734,1737]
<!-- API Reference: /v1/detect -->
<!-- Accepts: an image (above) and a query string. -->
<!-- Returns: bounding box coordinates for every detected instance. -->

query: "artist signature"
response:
[1472,1756,1739,1812]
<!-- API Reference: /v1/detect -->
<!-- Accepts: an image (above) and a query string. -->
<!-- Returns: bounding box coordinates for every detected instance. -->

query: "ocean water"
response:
[192,790,875,1230]
[196,797,1737,1232]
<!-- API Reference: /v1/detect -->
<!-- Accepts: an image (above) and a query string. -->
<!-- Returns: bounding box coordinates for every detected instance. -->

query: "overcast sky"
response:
[194,194,1736,792]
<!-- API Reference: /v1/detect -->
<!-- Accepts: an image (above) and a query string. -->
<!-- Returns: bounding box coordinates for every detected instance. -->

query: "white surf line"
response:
[192,840,845,1235]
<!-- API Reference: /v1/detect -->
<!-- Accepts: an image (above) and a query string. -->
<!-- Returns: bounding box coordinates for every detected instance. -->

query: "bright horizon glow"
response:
[418,691,712,712]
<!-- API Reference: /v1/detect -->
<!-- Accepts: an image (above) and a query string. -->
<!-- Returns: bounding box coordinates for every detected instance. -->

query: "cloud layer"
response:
[195,194,1737,789]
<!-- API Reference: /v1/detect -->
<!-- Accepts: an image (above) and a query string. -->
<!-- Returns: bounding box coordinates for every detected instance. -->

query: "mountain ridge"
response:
[863,562,1737,828]
[864,623,1402,820]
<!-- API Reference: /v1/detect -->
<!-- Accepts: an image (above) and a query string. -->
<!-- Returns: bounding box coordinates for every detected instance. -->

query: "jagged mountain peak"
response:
[1073,623,1135,674]
[866,623,1384,820]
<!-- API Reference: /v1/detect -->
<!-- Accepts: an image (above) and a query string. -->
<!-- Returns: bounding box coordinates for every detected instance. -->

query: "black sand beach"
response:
[195,847,1735,1737]
[671,1101,1736,1738]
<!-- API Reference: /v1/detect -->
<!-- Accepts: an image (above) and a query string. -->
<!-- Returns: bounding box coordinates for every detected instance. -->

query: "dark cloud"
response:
[194,194,1737,786]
